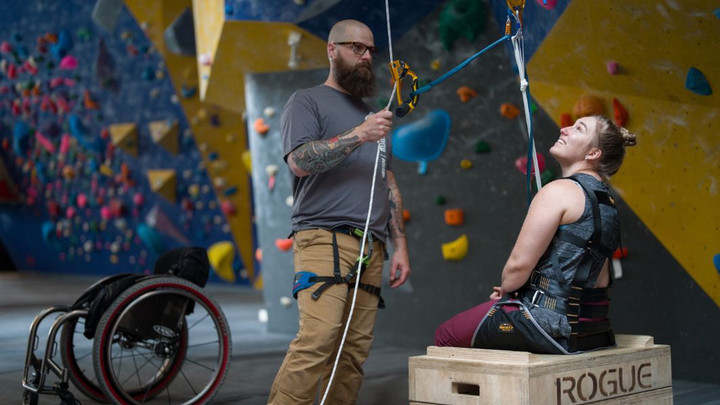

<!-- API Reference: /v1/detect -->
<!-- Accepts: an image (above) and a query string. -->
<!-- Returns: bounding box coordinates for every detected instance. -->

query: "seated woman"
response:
[435,115,637,354]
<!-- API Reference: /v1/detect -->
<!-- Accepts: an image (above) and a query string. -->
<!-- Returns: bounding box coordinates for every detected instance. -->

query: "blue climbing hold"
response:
[69,114,101,153]
[714,253,720,273]
[685,67,712,96]
[12,121,31,156]
[391,110,451,175]
[714,8,720,19]
[137,223,166,257]
[51,30,73,60]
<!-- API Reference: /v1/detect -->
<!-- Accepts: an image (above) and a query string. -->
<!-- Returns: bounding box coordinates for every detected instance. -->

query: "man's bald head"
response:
[328,20,373,44]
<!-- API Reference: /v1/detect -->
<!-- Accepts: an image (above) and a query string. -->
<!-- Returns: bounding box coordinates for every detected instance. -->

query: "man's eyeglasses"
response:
[334,42,379,57]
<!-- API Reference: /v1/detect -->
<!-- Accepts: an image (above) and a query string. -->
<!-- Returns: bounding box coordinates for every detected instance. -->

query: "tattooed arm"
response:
[287,109,394,177]
[387,170,410,288]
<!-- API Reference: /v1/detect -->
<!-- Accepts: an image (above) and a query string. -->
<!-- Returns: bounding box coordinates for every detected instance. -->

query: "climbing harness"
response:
[471,174,618,354]
[292,229,385,308]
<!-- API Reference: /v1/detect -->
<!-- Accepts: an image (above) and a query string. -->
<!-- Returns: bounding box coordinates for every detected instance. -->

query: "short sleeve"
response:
[281,91,321,161]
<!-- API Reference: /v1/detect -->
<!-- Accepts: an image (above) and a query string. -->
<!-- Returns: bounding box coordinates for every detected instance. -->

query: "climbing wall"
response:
[525,0,720,307]
[0,0,253,284]
[123,0,257,286]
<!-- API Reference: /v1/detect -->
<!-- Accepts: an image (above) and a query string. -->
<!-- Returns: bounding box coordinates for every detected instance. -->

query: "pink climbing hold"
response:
[59,55,78,70]
[49,77,65,88]
[514,153,546,175]
[221,199,237,216]
[66,206,77,219]
[0,41,12,53]
[59,133,71,154]
[536,0,557,9]
[76,193,88,208]
[606,61,620,75]
[35,132,56,153]
[7,63,17,79]
[133,192,145,206]
[100,205,112,220]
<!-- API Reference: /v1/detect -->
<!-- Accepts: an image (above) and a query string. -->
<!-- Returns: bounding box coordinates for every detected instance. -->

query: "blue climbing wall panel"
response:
[0,0,246,282]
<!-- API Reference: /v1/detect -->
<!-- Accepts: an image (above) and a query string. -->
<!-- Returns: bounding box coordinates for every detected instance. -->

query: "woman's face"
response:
[550,116,599,163]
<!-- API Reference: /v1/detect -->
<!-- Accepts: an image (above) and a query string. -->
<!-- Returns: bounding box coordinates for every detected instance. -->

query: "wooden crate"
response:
[408,335,672,405]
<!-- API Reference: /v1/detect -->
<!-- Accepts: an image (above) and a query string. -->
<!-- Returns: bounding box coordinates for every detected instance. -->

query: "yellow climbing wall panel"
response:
[528,0,720,305]
[191,0,328,113]
[124,0,257,286]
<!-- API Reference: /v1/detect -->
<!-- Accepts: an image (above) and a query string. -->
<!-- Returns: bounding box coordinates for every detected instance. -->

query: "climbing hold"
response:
[402,209,411,222]
[714,8,720,19]
[147,169,177,202]
[431,59,441,71]
[50,30,73,59]
[500,103,521,119]
[439,0,487,50]
[220,199,236,216]
[83,90,99,110]
[460,159,472,170]
[208,241,236,282]
[606,60,620,75]
[456,86,477,102]
[266,164,279,191]
[109,122,138,157]
[685,67,712,96]
[392,110,451,175]
[573,94,605,118]
[181,85,196,98]
[560,113,573,127]
[148,119,179,154]
[536,0,557,9]
[264,106,276,117]
[514,153,546,175]
[199,53,212,66]
[254,118,270,135]
[58,55,78,70]
[540,168,556,185]
[612,98,629,127]
[137,223,166,257]
[141,66,155,80]
[441,234,469,261]
[474,140,491,153]
[714,253,720,273]
[444,209,464,226]
[275,238,293,251]
[436,195,446,205]
[35,132,56,153]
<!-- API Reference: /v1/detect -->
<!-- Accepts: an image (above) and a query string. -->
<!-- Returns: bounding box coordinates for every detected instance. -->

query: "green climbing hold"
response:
[436,195,446,205]
[439,0,487,50]
[77,28,92,41]
[540,168,556,185]
[474,140,491,153]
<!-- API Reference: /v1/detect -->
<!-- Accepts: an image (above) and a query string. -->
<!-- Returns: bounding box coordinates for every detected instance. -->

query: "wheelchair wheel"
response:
[93,277,231,404]
[60,317,107,403]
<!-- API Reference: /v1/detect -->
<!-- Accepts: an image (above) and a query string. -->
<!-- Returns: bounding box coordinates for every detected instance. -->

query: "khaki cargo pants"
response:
[268,229,385,404]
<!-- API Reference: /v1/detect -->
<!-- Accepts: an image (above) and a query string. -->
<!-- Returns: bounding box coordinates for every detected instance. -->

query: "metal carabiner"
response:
[388,60,420,117]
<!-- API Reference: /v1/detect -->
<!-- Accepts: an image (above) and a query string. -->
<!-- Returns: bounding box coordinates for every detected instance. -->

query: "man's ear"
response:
[327,43,335,60]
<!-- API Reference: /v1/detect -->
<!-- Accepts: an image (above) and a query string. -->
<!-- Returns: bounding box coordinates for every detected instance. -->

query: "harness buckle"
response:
[530,289,545,308]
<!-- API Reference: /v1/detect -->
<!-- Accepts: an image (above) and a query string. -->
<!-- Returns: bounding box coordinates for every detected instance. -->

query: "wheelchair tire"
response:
[92,276,231,404]
[60,317,108,403]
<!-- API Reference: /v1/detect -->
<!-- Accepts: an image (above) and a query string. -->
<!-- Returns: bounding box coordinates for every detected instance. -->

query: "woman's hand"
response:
[489,286,503,300]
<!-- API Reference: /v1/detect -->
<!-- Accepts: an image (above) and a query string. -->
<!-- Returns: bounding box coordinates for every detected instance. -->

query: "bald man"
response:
[268,20,411,404]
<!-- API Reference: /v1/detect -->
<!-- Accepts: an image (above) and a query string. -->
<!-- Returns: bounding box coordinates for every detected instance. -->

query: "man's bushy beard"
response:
[333,53,377,98]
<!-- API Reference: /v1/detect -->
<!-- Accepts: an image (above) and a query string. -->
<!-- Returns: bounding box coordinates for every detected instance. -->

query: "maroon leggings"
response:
[434,300,500,347]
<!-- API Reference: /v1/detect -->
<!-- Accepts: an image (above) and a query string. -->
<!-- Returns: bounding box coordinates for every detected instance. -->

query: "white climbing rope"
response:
[511,25,542,191]
[319,1,396,404]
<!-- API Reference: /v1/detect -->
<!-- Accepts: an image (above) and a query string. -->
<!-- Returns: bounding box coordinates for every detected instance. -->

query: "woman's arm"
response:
[499,180,584,295]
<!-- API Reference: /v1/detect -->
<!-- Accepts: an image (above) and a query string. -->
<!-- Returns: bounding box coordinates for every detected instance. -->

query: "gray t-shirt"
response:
[281,85,392,242]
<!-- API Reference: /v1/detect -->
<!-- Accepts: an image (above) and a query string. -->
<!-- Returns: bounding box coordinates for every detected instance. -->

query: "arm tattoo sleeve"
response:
[387,175,406,239]
[291,128,362,175]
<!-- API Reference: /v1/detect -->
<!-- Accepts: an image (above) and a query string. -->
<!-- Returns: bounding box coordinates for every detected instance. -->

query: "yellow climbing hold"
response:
[208,241,236,283]
[460,159,472,170]
[442,234,469,261]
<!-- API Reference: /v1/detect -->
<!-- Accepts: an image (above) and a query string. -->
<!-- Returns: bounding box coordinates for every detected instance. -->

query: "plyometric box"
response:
[409,335,672,405]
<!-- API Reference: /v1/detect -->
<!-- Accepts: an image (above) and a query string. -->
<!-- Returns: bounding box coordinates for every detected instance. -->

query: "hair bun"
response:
[620,127,637,147]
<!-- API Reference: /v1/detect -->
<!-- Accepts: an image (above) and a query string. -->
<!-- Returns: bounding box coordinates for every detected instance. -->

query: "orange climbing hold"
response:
[254,118,270,135]
[573,94,605,118]
[275,238,293,251]
[444,208,464,226]
[612,97,629,127]
[560,113,573,127]
[456,86,477,102]
[83,90,99,110]
[402,209,411,222]
[500,103,521,119]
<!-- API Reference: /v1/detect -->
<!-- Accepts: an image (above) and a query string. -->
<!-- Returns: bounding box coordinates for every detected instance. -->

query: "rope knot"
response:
[520,79,528,92]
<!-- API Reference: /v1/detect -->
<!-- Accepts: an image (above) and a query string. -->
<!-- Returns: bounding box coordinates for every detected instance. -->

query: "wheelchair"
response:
[21,247,232,405]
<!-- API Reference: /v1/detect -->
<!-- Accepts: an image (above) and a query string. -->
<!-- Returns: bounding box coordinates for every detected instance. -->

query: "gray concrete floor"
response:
[1,271,718,404]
